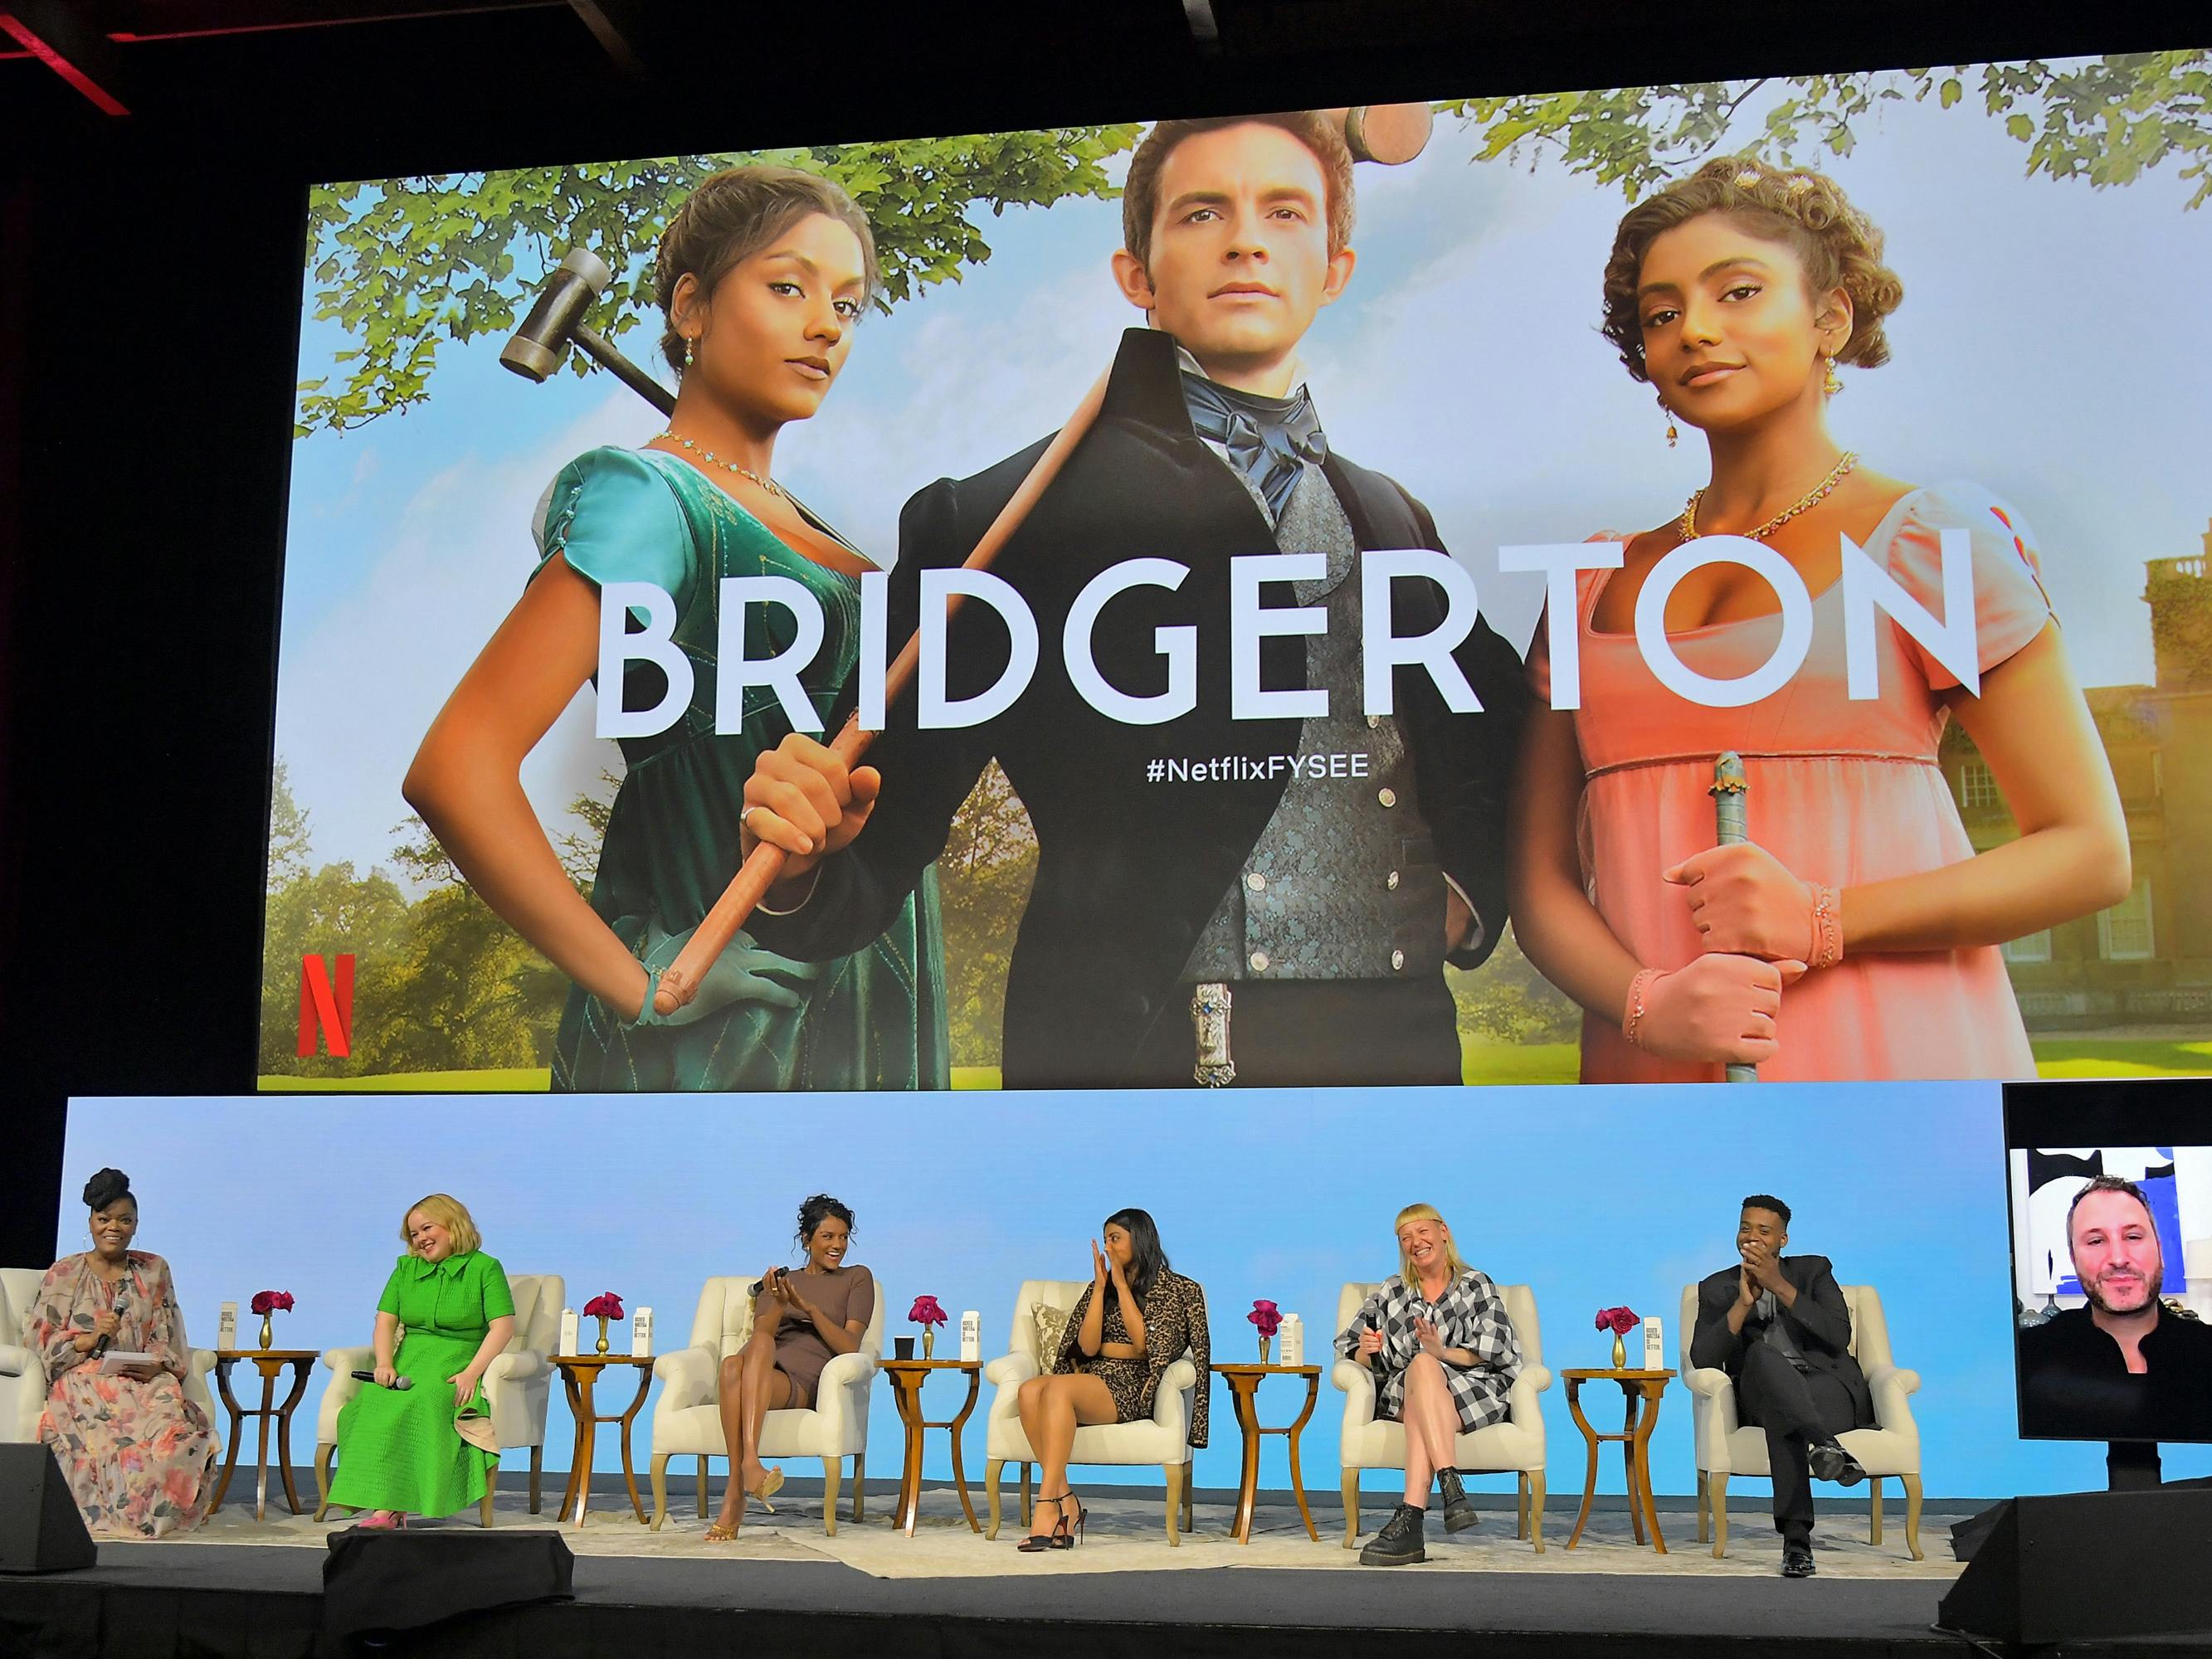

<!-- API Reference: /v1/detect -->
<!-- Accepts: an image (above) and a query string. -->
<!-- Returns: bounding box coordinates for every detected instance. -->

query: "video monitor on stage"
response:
[262,56,2212,1097]
[2005,1081,2212,1443]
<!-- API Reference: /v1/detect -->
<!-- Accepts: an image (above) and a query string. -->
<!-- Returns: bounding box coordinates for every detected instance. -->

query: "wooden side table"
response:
[1211,1363,1321,1545]
[551,1355,655,1527]
[880,1358,982,1537]
[210,1350,318,1522]
[1562,1367,1674,1553]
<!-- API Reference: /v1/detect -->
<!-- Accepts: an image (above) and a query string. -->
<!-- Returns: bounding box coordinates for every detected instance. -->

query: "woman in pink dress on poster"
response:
[1508,158,2131,1083]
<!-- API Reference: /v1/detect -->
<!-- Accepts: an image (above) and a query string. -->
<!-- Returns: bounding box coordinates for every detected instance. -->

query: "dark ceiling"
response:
[6,0,2203,182]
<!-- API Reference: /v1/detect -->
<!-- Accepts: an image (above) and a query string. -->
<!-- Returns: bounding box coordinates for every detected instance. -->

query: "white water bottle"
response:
[1643,1316,1664,1371]
[217,1301,237,1350]
[1280,1314,1304,1366]
[631,1306,654,1358]
[960,1310,981,1362]
[558,1307,579,1357]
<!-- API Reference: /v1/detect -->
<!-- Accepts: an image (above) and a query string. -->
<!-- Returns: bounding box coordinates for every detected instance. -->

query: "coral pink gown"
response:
[1526,482,2054,1082]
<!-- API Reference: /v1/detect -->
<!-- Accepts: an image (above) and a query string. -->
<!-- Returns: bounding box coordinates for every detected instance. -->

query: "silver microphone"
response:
[351,1370,414,1390]
[95,1287,127,1358]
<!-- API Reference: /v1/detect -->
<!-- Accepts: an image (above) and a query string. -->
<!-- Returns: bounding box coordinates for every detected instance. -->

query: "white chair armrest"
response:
[321,1344,378,1374]
[983,1350,1036,1389]
[0,1343,34,1379]
[484,1348,548,1385]
[1865,1363,1922,1431]
[188,1349,217,1381]
[1683,1365,1733,1398]
[817,1348,875,1393]
[1506,1363,1551,1423]
[653,1344,719,1411]
[1516,1363,1552,1396]
[1152,1357,1197,1428]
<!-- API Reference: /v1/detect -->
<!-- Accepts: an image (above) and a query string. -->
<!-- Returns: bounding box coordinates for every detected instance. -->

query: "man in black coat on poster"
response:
[1690,1194,1874,1578]
[738,112,1525,1088]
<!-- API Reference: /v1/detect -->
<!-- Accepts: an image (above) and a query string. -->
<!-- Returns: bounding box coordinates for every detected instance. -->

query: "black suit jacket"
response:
[750,328,1527,1087]
[1689,1254,1873,1426]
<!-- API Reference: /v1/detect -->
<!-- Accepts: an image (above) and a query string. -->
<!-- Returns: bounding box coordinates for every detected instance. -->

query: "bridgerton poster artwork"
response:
[262,54,2212,1092]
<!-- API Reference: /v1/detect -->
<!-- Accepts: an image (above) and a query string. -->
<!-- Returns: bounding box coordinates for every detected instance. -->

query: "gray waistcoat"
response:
[1181,465,1447,985]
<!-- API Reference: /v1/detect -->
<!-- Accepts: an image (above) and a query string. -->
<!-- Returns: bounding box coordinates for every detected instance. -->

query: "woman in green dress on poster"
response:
[328,1194,516,1529]
[405,164,948,1092]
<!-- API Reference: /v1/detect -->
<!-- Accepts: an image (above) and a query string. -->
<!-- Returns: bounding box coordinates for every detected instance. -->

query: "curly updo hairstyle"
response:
[83,1168,134,1212]
[1600,156,1904,384]
[796,1193,856,1251]
[653,165,880,372]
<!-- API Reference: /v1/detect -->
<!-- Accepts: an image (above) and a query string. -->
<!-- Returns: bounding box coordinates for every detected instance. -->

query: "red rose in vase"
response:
[249,1291,295,1317]
[1247,1299,1283,1339]
[1594,1306,1639,1337]
[907,1296,948,1328]
[582,1293,625,1321]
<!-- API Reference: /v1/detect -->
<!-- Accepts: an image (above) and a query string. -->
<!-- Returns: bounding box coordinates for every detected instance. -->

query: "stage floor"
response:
[171,1479,1971,1581]
[11,1487,2212,1657]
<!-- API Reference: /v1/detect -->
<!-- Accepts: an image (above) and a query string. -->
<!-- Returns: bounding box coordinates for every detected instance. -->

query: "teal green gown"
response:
[536,446,948,1092]
[328,1251,513,1517]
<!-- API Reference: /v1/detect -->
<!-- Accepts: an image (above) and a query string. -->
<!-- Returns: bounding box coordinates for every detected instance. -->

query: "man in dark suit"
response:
[737,112,1523,1088]
[1690,1194,1873,1579]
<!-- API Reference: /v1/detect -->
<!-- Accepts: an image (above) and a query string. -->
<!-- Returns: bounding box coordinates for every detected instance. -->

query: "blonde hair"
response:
[1395,1202,1468,1287]
[401,1193,481,1258]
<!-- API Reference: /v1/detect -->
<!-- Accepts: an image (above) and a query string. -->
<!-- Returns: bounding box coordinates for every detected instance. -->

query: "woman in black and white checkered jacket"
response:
[1336,1203,1522,1564]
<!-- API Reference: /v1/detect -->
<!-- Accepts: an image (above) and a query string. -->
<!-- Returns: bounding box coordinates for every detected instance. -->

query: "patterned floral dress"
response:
[1050,1271,1211,1447]
[28,1252,218,1538]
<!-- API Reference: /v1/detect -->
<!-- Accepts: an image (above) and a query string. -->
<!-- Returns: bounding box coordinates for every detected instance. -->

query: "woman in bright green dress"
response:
[405,164,948,1091]
[328,1194,516,1527]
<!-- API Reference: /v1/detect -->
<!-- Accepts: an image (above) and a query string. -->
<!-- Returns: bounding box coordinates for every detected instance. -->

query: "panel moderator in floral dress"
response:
[28,1252,218,1538]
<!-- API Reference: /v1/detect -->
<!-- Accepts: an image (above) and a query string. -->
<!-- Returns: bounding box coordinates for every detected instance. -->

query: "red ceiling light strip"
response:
[0,11,129,114]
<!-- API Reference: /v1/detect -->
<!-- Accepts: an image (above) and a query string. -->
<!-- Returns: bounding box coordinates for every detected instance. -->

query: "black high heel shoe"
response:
[1016,1495,1066,1553]
[1049,1489,1085,1550]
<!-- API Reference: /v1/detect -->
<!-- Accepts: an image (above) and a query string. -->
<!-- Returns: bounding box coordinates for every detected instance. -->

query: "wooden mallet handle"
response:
[650,367,1113,1016]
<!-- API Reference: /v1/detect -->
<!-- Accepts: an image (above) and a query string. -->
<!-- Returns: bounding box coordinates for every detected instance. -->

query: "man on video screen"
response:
[2020,1174,2212,1442]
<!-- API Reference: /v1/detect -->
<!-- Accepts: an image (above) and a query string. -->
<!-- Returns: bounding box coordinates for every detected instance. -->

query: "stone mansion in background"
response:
[1943,522,2212,1031]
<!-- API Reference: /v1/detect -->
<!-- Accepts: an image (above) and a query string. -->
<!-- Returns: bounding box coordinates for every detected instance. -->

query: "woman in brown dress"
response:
[709,1194,875,1538]
[1016,1208,1210,1550]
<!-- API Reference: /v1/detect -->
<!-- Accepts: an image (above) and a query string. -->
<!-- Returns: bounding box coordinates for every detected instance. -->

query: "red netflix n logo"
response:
[298,954,355,1058]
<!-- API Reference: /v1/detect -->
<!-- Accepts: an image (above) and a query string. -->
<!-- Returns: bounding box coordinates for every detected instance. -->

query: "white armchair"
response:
[1678,1282,1924,1560]
[312,1272,563,1526]
[1,1266,221,1448]
[981,1278,1201,1547]
[1333,1281,1551,1551]
[647,1275,884,1536]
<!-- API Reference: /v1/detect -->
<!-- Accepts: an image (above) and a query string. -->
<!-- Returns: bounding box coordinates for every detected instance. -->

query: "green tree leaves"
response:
[298,127,1141,435]
[1437,51,2211,208]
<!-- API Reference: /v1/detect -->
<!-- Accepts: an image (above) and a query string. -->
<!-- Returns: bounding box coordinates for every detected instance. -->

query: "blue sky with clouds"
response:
[61,1079,2212,1494]
[273,66,2212,884]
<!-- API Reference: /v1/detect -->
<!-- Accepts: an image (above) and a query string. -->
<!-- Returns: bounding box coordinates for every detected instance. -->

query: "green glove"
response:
[630,921,821,1028]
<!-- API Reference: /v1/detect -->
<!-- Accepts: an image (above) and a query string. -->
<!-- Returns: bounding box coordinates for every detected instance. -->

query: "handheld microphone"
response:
[749,1267,790,1297]
[95,1287,127,1358]
[351,1370,414,1390]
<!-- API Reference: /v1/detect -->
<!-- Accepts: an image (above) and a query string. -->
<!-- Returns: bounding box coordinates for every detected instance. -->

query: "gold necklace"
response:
[659,431,787,500]
[1680,450,1858,543]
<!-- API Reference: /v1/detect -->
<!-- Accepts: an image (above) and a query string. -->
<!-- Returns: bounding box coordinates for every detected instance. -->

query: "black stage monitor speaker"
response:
[1937,1489,2212,1646]
[0,1445,97,1574]
[323,1526,575,1640]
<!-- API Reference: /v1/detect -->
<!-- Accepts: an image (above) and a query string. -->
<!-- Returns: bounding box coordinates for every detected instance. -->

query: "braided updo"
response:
[82,1168,134,1211]
[1601,156,1904,384]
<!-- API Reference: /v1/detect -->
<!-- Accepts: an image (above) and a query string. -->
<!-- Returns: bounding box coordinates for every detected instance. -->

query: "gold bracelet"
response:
[1622,967,1663,1048]
[1808,883,1844,970]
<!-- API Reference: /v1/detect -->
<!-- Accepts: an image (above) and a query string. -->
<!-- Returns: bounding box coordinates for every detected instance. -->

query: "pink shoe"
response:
[357,1511,407,1530]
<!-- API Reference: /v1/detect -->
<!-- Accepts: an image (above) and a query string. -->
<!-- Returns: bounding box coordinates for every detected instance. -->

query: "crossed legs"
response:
[1014,1373,1118,1540]
[712,1326,792,1533]
[1397,1353,1461,1507]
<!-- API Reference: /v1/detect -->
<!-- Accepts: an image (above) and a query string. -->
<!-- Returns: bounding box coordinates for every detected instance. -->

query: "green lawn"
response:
[256,1037,2212,1095]
[2030,1039,2212,1077]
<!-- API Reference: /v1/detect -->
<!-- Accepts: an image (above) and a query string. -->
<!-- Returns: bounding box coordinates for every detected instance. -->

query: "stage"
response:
[7,1482,2210,1657]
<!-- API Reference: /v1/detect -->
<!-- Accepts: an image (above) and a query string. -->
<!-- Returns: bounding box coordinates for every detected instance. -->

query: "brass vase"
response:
[595,1316,611,1355]
[1610,1332,1626,1370]
[1259,1334,1272,1365]
[922,1327,935,1360]
[257,1314,273,1351]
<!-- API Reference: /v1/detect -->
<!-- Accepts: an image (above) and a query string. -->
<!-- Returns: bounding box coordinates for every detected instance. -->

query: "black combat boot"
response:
[1436,1468,1479,1534]
[1359,1501,1428,1565]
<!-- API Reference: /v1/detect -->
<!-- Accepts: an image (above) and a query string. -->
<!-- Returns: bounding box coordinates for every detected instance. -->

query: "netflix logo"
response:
[297,953,355,1058]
